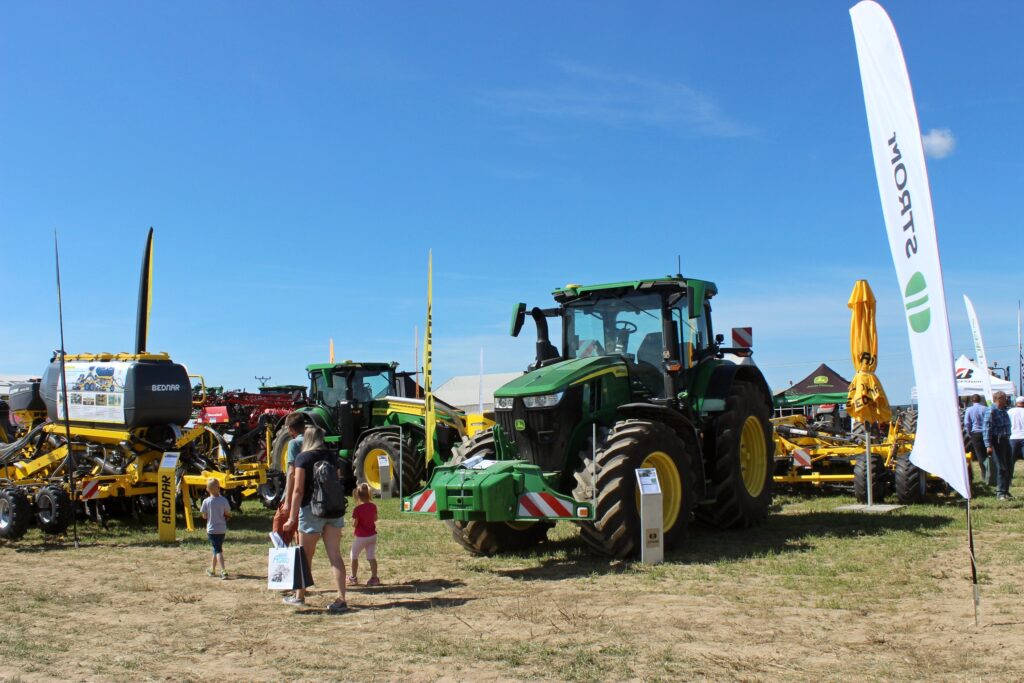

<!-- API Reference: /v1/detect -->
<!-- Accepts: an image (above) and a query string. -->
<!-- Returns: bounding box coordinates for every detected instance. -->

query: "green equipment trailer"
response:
[404,276,775,558]
[260,361,465,505]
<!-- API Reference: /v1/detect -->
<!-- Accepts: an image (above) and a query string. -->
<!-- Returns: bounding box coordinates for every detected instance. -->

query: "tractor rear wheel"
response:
[445,430,552,555]
[258,469,286,509]
[270,427,292,473]
[894,456,927,504]
[696,381,774,529]
[853,453,889,503]
[35,485,73,534]
[354,432,418,497]
[572,420,694,558]
[0,487,32,540]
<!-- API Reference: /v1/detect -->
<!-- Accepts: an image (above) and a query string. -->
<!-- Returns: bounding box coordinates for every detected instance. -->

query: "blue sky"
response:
[2,1,1022,401]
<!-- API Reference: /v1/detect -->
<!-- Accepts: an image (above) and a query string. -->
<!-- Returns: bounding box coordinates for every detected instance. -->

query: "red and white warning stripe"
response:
[731,327,753,348]
[81,480,101,500]
[409,489,436,513]
[517,492,574,519]
[792,448,813,468]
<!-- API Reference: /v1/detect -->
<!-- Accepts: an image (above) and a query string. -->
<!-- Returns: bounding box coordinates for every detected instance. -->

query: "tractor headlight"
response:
[494,396,514,410]
[523,392,563,409]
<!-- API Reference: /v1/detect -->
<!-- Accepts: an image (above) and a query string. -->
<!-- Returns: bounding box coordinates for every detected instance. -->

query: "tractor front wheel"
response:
[445,429,552,555]
[35,485,73,535]
[354,432,418,497]
[697,381,774,529]
[572,419,694,558]
[0,487,32,540]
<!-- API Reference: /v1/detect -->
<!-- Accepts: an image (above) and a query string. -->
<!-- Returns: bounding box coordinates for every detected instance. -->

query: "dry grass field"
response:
[2,475,1023,682]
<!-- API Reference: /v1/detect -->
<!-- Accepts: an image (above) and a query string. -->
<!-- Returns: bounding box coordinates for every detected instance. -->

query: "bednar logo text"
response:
[888,132,931,333]
[160,473,173,525]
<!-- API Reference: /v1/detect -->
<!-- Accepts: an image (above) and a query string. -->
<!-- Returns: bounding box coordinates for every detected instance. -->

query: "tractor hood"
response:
[494,355,626,397]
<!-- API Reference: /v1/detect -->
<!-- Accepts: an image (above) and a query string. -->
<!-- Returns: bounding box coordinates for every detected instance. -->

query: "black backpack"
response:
[311,454,347,518]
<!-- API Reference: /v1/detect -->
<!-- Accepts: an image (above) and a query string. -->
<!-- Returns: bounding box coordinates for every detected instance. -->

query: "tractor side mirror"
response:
[510,303,527,337]
[686,284,702,319]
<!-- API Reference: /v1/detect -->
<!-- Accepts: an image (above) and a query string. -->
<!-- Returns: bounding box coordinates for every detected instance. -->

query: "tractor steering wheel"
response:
[615,320,638,333]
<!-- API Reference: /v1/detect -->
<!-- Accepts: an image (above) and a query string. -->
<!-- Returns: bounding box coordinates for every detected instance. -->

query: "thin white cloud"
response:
[922,128,956,159]
[478,62,753,138]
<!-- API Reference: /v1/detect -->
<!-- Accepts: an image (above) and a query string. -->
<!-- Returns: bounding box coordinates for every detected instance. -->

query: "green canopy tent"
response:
[774,363,851,408]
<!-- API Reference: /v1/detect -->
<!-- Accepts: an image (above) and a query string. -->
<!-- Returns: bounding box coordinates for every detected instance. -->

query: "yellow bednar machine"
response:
[771,410,946,504]
[0,231,266,541]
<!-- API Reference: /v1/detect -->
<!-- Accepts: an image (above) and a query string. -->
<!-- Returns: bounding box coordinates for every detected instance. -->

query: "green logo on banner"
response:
[515,419,526,432]
[813,375,829,385]
[904,271,931,333]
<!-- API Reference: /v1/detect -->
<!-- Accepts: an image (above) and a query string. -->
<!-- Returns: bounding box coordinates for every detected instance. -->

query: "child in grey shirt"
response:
[200,479,232,579]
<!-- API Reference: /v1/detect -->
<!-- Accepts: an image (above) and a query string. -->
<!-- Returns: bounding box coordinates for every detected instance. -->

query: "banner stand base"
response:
[834,503,905,514]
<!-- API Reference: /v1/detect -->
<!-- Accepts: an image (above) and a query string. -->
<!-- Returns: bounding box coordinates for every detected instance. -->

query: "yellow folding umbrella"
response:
[847,280,892,424]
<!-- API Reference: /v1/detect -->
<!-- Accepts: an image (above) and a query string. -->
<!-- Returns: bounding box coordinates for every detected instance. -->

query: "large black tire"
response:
[894,456,926,504]
[696,381,774,529]
[35,485,73,535]
[902,407,919,435]
[572,420,694,558]
[445,430,552,555]
[258,469,286,509]
[354,431,419,497]
[853,453,890,503]
[0,487,33,540]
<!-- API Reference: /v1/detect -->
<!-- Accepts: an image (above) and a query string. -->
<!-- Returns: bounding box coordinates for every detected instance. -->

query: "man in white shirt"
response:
[1006,396,1024,496]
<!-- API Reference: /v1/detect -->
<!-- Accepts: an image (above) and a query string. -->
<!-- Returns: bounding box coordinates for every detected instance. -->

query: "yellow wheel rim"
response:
[364,447,393,490]
[636,450,682,532]
[739,416,767,497]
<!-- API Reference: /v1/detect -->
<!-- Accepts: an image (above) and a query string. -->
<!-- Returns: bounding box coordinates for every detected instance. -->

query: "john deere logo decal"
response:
[515,419,526,431]
[813,376,829,386]
[904,271,931,333]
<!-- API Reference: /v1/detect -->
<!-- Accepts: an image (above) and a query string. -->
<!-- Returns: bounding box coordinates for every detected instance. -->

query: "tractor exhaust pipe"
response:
[531,307,560,366]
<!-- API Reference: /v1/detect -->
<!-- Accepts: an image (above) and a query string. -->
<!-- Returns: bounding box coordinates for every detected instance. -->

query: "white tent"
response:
[911,355,1016,401]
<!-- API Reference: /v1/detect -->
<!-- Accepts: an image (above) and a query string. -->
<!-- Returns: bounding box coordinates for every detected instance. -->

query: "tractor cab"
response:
[307,362,398,449]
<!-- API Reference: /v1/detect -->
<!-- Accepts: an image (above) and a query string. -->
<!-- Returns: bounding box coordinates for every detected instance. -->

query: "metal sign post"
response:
[157,452,180,543]
[635,468,663,565]
[378,454,392,499]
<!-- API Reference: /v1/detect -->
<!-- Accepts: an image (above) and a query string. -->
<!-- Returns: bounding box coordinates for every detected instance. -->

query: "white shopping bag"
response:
[267,546,312,591]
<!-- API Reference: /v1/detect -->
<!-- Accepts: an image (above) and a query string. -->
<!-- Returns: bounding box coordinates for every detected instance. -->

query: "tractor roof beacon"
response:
[405,275,775,559]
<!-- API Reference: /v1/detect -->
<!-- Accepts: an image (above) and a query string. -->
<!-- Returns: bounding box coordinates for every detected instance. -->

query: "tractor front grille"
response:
[495,387,581,472]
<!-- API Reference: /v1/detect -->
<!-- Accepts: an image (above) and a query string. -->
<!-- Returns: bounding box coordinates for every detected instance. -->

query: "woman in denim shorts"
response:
[283,426,348,612]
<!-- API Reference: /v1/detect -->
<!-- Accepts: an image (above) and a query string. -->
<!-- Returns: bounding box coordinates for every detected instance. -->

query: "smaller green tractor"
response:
[404,276,775,558]
[259,361,465,505]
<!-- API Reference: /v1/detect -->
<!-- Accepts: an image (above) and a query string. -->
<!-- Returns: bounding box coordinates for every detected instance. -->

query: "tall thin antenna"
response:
[255,376,271,387]
[676,255,681,276]
[54,231,79,548]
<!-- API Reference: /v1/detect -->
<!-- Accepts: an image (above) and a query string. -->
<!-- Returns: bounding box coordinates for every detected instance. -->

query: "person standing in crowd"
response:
[274,412,308,544]
[983,391,1013,501]
[282,426,348,612]
[964,394,994,486]
[1007,393,1024,469]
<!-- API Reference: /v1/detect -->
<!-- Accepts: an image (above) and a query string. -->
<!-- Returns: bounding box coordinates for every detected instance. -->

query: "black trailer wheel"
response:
[696,381,774,529]
[445,430,552,555]
[894,456,927,504]
[35,485,73,534]
[354,431,419,498]
[0,487,33,540]
[572,419,694,558]
[258,469,286,509]
[853,453,890,503]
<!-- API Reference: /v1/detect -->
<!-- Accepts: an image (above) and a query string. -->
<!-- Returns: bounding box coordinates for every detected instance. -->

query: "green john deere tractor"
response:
[259,361,465,505]
[403,276,775,558]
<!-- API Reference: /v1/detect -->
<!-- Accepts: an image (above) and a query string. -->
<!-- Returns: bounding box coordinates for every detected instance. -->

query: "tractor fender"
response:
[696,363,773,415]
[615,402,707,502]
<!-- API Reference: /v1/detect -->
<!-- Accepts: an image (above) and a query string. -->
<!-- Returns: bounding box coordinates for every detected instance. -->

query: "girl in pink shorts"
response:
[348,483,380,586]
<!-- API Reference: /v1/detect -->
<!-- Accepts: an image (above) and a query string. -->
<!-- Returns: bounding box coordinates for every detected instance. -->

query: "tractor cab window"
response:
[352,369,393,402]
[311,372,349,407]
[565,293,664,367]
